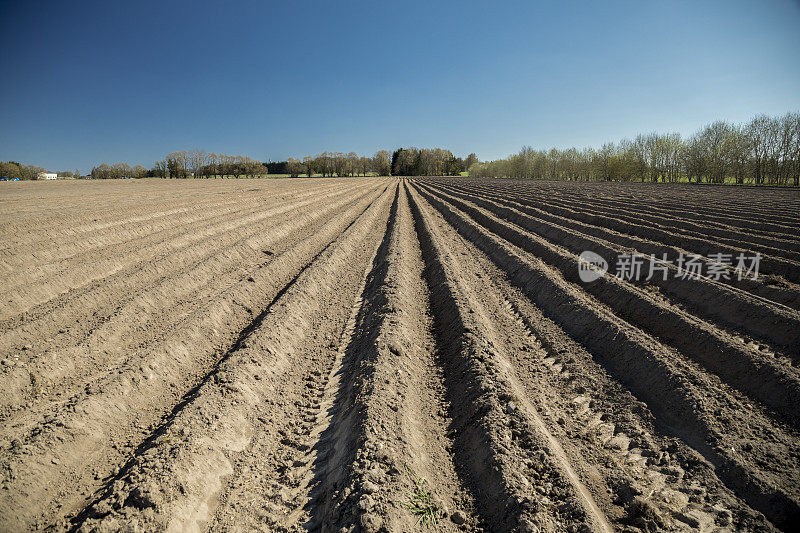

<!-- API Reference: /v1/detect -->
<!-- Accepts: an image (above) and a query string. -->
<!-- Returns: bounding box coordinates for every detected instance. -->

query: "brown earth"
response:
[0,177,798,532]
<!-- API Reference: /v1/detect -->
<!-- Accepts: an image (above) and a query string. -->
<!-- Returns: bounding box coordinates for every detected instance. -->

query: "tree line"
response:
[391,148,478,176]
[285,148,478,177]
[285,151,391,177]
[90,162,150,179]
[8,112,798,184]
[89,147,478,179]
[469,112,800,186]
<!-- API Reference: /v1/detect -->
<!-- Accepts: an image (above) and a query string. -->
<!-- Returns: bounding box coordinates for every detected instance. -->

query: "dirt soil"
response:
[0,177,798,532]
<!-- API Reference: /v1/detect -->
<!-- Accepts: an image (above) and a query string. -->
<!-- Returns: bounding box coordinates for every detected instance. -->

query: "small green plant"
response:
[401,467,439,527]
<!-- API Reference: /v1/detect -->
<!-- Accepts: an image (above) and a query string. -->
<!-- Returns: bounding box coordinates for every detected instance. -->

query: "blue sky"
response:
[1,0,798,172]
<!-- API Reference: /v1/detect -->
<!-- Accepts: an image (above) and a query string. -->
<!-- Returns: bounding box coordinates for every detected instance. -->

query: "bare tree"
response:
[372,150,391,176]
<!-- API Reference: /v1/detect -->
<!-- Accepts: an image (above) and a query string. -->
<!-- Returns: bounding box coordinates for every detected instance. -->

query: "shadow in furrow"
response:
[303,185,400,530]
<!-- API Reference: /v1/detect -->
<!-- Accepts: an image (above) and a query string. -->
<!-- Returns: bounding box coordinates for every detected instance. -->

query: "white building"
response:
[39,172,58,180]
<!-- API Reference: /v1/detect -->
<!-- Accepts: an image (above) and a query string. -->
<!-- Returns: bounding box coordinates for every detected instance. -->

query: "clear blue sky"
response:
[1,0,798,173]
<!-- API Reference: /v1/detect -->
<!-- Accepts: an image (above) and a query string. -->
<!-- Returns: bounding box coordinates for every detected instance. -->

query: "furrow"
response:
[407,182,614,533]
[66,181,396,533]
[490,188,800,281]
[411,182,774,531]
[0,183,356,320]
[0,184,380,423]
[0,182,363,344]
[0,179,323,249]
[434,180,800,310]
[414,182,800,417]
[0,185,316,274]
[483,180,800,236]
[0,182,391,531]
[416,182,800,423]
[452,180,800,268]
[554,191,800,237]
[299,182,474,532]
[408,180,800,529]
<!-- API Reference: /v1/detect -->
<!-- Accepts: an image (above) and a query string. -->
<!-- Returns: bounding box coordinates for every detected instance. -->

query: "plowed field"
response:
[1,177,798,532]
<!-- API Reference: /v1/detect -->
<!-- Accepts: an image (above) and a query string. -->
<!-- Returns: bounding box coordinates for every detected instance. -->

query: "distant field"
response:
[1,178,798,531]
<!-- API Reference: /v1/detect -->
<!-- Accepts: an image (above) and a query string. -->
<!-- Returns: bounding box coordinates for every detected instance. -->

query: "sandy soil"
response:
[0,177,798,531]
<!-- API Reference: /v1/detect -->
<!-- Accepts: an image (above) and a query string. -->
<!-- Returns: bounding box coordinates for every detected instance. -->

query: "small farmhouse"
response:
[39,172,58,180]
